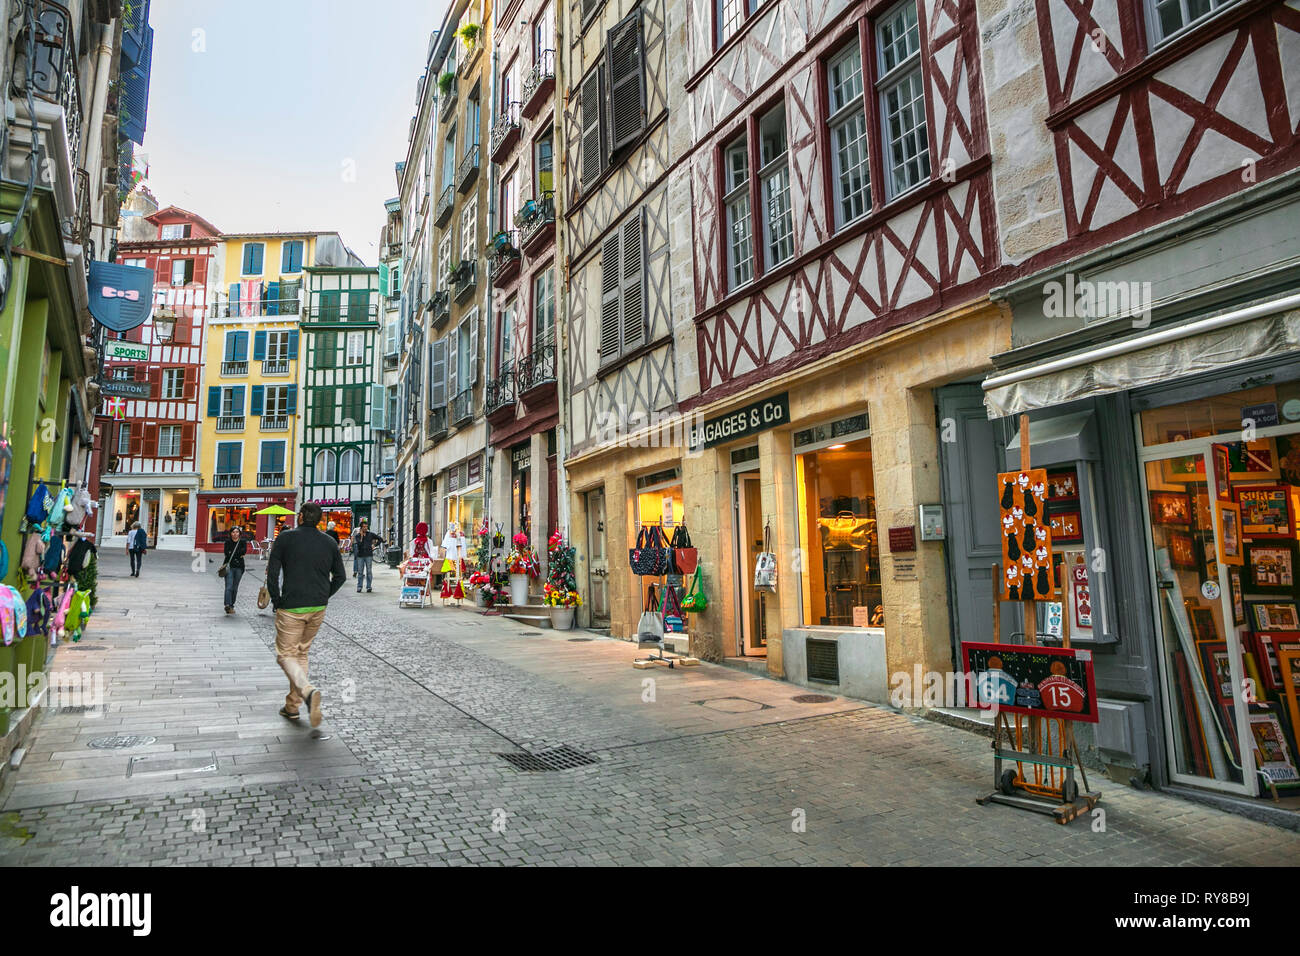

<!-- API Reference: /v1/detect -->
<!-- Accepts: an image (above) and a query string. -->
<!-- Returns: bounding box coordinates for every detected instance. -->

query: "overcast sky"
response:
[141,0,445,262]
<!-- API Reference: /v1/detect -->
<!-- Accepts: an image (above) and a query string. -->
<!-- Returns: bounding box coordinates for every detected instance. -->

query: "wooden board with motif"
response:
[998,469,1054,601]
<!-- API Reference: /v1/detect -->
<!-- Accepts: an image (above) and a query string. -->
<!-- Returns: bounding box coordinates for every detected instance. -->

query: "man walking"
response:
[352,520,383,593]
[126,522,147,577]
[265,502,346,727]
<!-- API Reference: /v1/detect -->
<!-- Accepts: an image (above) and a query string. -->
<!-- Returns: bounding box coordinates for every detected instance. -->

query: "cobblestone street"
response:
[0,550,1296,866]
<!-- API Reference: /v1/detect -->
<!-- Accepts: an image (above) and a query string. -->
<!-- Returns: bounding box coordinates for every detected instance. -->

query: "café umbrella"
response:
[253,505,295,516]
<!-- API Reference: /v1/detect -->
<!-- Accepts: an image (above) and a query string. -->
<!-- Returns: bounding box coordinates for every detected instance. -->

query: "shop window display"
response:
[210,507,256,543]
[795,436,882,627]
[636,483,683,531]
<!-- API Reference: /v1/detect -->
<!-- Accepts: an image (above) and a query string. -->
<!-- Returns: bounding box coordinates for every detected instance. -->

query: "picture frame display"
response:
[1216,501,1244,567]
[1046,469,1079,502]
[1248,708,1299,785]
[1234,485,1294,538]
[1278,648,1300,763]
[1228,565,1246,626]
[1150,490,1193,526]
[1250,631,1292,693]
[1249,601,1300,632]
[1243,541,1298,595]
[1228,439,1281,482]
[1196,639,1240,759]
[1168,531,1199,571]
[1050,510,1083,545]
[1213,444,1231,501]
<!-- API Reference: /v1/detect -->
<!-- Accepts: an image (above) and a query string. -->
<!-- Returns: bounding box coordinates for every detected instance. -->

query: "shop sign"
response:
[88,261,155,332]
[1242,402,1280,428]
[100,380,151,399]
[309,497,350,506]
[888,526,916,553]
[962,642,1100,723]
[210,495,284,506]
[468,455,482,484]
[689,392,789,450]
[105,340,149,362]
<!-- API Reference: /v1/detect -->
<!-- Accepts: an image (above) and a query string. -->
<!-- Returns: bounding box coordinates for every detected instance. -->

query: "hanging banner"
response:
[88,261,155,331]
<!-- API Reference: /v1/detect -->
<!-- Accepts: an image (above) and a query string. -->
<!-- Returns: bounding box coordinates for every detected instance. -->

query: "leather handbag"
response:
[818,512,874,551]
[257,586,271,609]
[681,567,707,612]
[636,584,665,642]
[629,524,671,576]
[669,523,699,574]
[663,582,686,633]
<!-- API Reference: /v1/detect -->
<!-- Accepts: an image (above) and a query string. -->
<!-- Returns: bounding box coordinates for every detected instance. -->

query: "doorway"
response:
[733,468,767,657]
[586,488,609,627]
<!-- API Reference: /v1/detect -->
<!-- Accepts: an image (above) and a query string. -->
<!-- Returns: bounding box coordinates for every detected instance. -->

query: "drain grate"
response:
[63,644,107,651]
[792,693,836,704]
[567,637,592,642]
[58,705,102,715]
[128,753,217,777]
[496,744,599,772]
[87,734,155,750]
[695,696,771,714]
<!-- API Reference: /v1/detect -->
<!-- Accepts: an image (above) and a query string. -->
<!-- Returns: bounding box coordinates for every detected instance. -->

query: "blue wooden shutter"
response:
[286,385,298,414]
[266,282,280,316]
[288,330,299,359]
[228,283,240,317]
[251,385,264,416]
[253,331,267,361]
[232,386,245,416]
[120,26,152,144]
[223,332,236,362]
[206,386,221,417]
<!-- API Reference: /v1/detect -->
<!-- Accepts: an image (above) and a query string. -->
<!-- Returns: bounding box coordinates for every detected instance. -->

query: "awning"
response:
[983,294,1300,419]
[88,261,155,332]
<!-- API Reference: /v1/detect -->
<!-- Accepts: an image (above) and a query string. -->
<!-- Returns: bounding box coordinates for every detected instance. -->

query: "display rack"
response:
[631,522,698,669]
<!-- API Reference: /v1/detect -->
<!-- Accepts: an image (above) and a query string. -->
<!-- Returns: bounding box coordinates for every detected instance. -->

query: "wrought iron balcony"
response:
[517,191,556,255]
[457,144,479,193]
[488,232,521,283]
[12,0,83,172]
[62,166,90,248]
[427,406,448,440]
[216,416,245,432]
[485,363,517,420]
[438,74,457,120]
[489,101,521,163]
[452,260,477,304]
[257,472,285,488]
[214,296,300,319]
[383,350,399,369]
[260,416,289,431]
[451,388,474,427]
[435,184,455,227]
[516,339,557,399]
[213,473,241,489]
[521,50,555,119]
[220,361,248,376]
[261,360,290,375]
[306,301,378,324]
[431,289,451,328]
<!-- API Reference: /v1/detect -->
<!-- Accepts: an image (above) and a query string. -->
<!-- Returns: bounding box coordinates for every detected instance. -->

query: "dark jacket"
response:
[128,528,147,552]
[223,537,248,571]
[353,531,382,558]
[266,525,346,610]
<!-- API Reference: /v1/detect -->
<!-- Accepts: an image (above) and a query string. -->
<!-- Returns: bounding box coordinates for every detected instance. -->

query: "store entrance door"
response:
[586,489,609,627]
[734,470,767,657]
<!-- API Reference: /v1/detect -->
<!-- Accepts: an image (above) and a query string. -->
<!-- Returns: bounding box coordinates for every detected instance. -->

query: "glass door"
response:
[734,470,767,656]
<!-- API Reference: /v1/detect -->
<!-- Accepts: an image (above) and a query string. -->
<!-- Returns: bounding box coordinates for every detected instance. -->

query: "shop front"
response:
[443,454,484,542]
[196,490,297,551]
[305,496,365,540]
[102,480,199,551]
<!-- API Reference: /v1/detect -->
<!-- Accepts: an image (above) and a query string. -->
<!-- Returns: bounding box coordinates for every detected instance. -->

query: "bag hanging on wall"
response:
[755,522,778,593]
[681,566,707,612]
[669,523,699,574]
[629,524,671,576]
[25,481,52,525]
[818,512,874,551]
[636,583,665,642]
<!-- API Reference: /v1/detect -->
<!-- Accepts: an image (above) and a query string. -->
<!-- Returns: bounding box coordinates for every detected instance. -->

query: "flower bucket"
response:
[509,573,530,607]
[474,588,487,608]
[548,606,575,630]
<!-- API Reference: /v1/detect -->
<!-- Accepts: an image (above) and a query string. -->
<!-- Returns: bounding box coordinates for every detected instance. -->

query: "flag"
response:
[106,398,126,420]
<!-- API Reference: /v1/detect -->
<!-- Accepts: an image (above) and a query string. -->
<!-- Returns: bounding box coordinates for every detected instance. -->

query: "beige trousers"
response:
[274,609,325,711]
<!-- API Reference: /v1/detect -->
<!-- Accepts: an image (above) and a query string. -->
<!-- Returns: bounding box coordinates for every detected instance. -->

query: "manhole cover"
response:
[792,693,836,704]
[87,734,155,750]
[567,637,592,642]
[63,644,107,651]
[695,696,771,714]
[128,753,217,777]
[57,705,102,715]
[497,745,599,772]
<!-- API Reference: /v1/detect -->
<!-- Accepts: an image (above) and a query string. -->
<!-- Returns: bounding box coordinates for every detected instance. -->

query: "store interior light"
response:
[828,443,847,450]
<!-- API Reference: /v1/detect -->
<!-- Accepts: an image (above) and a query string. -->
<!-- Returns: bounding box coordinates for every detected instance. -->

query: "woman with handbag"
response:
[221,526,248,615]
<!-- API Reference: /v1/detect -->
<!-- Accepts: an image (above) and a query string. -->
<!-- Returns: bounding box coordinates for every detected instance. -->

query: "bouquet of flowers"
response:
[542,529,581,607]
[467,570,491,589]
[506,531,540,578]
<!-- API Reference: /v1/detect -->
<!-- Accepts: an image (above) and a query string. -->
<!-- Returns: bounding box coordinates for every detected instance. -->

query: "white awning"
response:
[982,294,1300,418]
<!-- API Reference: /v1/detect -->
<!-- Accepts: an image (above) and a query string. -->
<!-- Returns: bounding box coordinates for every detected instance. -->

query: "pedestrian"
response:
[352,520,384,593]
[265,502,346,727]
[221,525,248,614]
[325,520,340,545]
[126,522,147,577]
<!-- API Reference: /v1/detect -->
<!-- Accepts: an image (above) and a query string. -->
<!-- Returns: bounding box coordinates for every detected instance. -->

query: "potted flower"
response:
[542,584,581,630]
[438,72,455,97]
[457,22,481,50]
[490,230,511,252]
[505,531,538,606]
[543,530,581,629]
[467,569,492,607]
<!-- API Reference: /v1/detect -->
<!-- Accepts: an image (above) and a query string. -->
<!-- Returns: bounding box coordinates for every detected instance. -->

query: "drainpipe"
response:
[553,9,571,541]
[482,17,499,545]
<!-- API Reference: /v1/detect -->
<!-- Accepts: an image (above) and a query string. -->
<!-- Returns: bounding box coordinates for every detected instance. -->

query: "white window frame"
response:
[500,300,515,369]
[828,42,871,227]
[161,367,184,400]
[170,258,192,286]
[264,385,289,417]
[339,448,362,484]
[1143,0,1238,45]
[718,0,762,46]
[314,448,337,484]
[160,223,186,240]
[346,330,366,366]
[533,269,555,345]
[266,330,290,363]
[220,386,242,417]
[758,105,793,268]
[460,194,478,263]
[439,234,453,289]
[241,242,264,276]
[724,138,753,290]
[116,423,131,455]
[876,0,931,200]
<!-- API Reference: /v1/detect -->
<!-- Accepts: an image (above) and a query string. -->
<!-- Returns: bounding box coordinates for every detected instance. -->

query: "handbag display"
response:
[636,584,665,643]
[817,512,875,551]
[629,524,671,576]
[681,567,707,612]
[669,523,699,574]
[755,522,778,593]
[663,582,686,633]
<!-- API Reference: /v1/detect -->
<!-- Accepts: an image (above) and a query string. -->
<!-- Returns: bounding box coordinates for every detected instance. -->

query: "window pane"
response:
[762,163,793,266]
[878,0,920,74]
[828,45,864,113]
[719,0,746,43]
[883,68,931,196]
[833,112,870,224]
[727,194,753,287]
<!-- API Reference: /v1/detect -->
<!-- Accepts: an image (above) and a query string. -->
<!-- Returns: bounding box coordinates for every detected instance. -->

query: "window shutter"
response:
[430,339,447,408]
[207,386,221,417]
[449,329,459,400]
[348,289,370,322]
[180,423,196,459]
[183,366,198,401]
[129,426,143,457]
[266,282,280,316]
[288,330,299,359]
[251,385,265,416]
[233,386,246,416]
[469,316,479,386]
[287,384,298,414]
[581,67,605,191]
[598,231,621,359]
[142,424,158,459]
[371,385,386,429]
[253,331,267,361]
[606,11,646,154]
[235,331,249,360]
[316,331,335,368]
[621,209,647,353]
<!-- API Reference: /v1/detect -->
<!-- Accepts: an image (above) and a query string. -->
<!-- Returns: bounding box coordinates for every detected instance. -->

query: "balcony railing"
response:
[485,363,517,418]
[488,233,521,283]
[260,416,289,431]
[489,101,521,162]
[63,166,90,248]
[517,191,556,254]
[438,74,457,120]
[220,361,248,376]
[216,416,245,432]
[261,359,290,375]
[435,184,455,227]
[13,0,83,172]
[383,350,400,369]
[212,296,301,319]
[451,388,474,427]
[516,339,557,397]
[305,301,378,324]
[452,260,477,304]
[457,144,479,193]
[431,289,451,328]
[257,472,285,488]
[522,50,555,119]
[213,473,240,489]
[427,406,448,440]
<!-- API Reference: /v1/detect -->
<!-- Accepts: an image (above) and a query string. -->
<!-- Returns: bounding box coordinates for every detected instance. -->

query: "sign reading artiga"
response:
[689,393,789,450]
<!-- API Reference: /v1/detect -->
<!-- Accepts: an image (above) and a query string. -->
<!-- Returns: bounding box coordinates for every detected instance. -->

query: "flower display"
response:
[506,532,540,578]
[543,529,580,607]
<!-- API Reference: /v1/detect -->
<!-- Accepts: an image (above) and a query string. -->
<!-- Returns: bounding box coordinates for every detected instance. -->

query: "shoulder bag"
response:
[636,583,665,643]
[670,523,699,574]
[680,566,707,612]
[755,522,778,593]
[629,524,671,576]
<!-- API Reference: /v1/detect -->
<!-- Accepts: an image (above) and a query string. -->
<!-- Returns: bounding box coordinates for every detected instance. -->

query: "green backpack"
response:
[65,589,90,640]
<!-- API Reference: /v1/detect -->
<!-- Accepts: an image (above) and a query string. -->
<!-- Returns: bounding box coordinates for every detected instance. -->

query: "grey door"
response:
[586,489,609,626]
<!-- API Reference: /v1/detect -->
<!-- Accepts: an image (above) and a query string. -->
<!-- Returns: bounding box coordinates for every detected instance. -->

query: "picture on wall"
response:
[1278,649,1300,761]
[1235,485,1294,538]
[1213,444,1231,501]
[1228,565,1246,626]
[1249,601,1300,632]
[1046,469,1079,502]
[1150,491,1192,526]
[1050,510,1083,545]
[1216,501,1244,566]
[1228,439,1281,482]
[1248,709,1299,786]
[1244,541,1298,594]
[1169,531,1199,571]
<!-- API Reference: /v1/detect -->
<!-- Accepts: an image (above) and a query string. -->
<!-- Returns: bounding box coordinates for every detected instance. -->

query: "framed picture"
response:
[1234,485,1294,538]
[1228,438,1281,482]
[1216,501,1244,566]
[1197,640,1240,758]
[1046,469,1079,502]
[1212,443,1231,501]
[1163,453,1206,484]
[1278,648,1300,763]
[1244,541,1298,595]
[1250,631,1291,693]
[1050,510,1083,545]
[1150,490,1192,526]
[1249,601,1300,632]
[1248,707,1299,786]
[1188,606,1219,643]
[1168,531,1199,571]
[1228,565,1245,626]
[1193,491,1213,531]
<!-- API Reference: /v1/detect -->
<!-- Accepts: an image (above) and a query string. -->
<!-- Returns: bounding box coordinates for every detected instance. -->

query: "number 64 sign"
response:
[962,642,1100,723]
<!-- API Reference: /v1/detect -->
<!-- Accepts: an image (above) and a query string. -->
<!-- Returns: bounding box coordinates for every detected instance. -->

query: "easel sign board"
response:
[400,586,424,605]
[962,642,1100,723]
[997,468,1055,600]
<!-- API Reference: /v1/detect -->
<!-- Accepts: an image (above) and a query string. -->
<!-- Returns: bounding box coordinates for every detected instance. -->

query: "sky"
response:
[141,0,447,263]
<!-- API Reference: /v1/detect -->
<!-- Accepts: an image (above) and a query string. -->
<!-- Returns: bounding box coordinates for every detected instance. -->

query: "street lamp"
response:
[153,309,176,344]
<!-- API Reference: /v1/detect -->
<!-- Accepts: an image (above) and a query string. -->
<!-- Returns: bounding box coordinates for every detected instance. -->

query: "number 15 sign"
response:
[962,642,1100,723]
